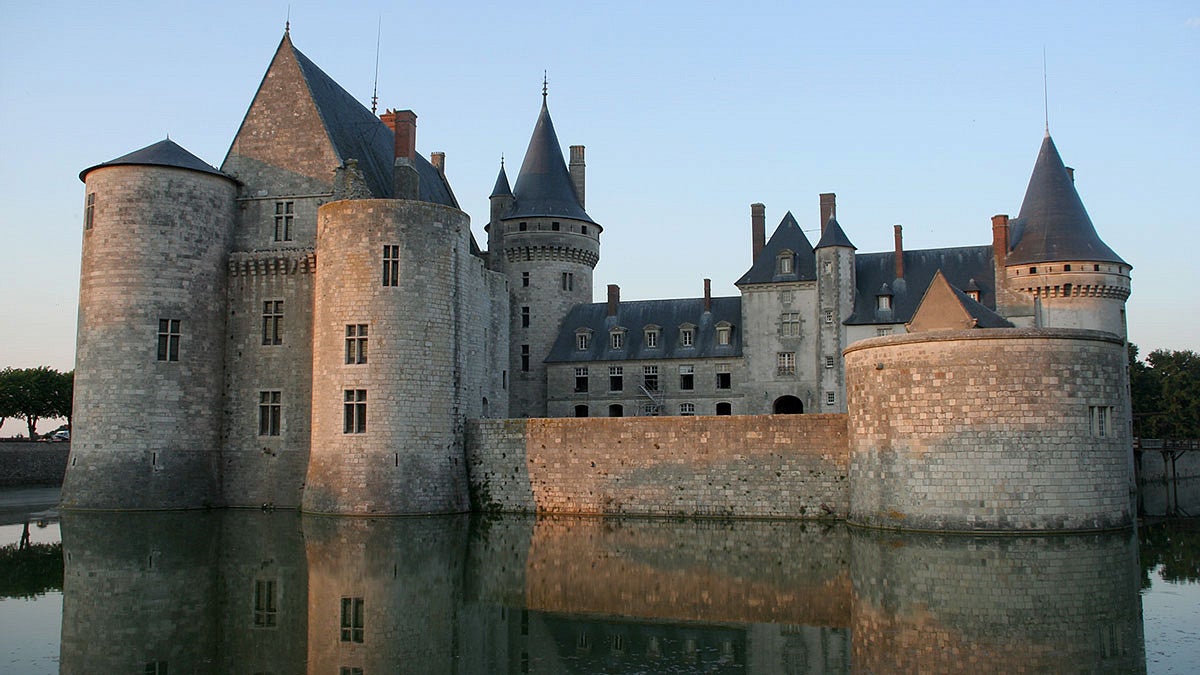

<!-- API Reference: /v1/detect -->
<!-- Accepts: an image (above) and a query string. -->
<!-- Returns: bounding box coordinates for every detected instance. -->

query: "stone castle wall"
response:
[466,415,849,518]
[845,328,1133,532]
[0,443,70,486]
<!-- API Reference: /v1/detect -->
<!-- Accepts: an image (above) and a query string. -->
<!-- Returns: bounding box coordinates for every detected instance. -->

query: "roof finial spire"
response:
[370,15,381,115]
[285,5,291,34]
[542,70,548,102]
[500,153,505,169]
[1043,46,1050,136]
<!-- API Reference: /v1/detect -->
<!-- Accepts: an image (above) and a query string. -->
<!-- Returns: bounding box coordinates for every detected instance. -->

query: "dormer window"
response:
[715,321,732,346]
[777,250,794,275]
[965,278,981,303]
[877,295,891,311]
[679,325,695,348]
[575,329,592,351]
[610,328,626,350]
[644,325,661,349]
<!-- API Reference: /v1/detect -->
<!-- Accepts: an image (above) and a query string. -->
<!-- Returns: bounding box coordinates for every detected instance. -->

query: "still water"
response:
[0,482,1197,674]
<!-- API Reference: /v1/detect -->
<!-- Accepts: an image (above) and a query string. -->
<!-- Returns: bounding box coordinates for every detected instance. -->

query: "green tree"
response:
[4,366,61,439]
[1129,344,1163,437]
[1147,349,1200,439]
[0,367,17,432]
[51,369,74,426]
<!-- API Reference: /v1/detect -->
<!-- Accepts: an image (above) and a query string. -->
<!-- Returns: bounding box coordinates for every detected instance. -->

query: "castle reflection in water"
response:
[59,512,1145,674]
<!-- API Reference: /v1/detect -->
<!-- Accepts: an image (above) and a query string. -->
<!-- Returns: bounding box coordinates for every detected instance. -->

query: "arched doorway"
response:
[608,404,623,418]
[773,395,803,414]
[715,402,732,416]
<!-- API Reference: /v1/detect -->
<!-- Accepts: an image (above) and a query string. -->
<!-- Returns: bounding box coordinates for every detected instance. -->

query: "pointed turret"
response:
[1007,134,1124,266]
[815,215,856,250]
[736,212,817,285]
[490,161,513,198]
[508,97,595,223]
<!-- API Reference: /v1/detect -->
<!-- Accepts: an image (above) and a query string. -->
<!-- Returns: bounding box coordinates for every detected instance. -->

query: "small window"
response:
[552,221,560,231]
[519,222,528,231]
[254,579,277,628]
[383,245,400,286]
[641,403,660,417]
[258,391,281,437]
[824,310,834,325]
[345,324,368,364]
[780,312,801,337]
[522,271,530,287]
[341,668,364,675]
[679,403,695,416]
[643,365,659,391]
[608,404,623,417]
[680,327,695,347]
[340,597,364,643]
[876,295,891,311]
[825,391,836,406]
[576,331,591,351]
[1093,264,1100,272]
[561,272,574,291]
[274,200,294,242]
[1029,266,1037,274]
[521,306,530,328]
[609,366,623,391]
[716,323,732,345]
[966,290,981,302]
[715,402,732,415]
[1064,264,1072,271]
[777,250,794,275]
[343,390,367,434]
[610,329,625,350]
[574,404,588,417]
[157,319,181,362]
[777,352,796,375]
[521,345,530,372]
[84,192,96,230]
[1090,405,1113,438]
[876,327,893,337]
[679,364,694,390]
[262,300,283,345]
[822,260,832,275]
[716,364,731,390]
[575,367,589,392]
[582,225,589,235]
[644,328,659,349]
[825,355,835,369]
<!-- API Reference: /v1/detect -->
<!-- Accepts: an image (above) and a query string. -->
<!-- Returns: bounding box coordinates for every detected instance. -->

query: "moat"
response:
[1,481,1197,674]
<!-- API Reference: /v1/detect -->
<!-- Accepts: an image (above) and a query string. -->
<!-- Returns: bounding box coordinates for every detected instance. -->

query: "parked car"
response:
[51,429,69,442]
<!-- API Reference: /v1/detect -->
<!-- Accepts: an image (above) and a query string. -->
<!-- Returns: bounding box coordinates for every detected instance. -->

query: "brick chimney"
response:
[380,109,420,199]
[607,284,620,316]
[703,278,712,313]
[751,203,766,261]
[991,214,1010,269]
[893,225,904,279]
[431,151,445,174]
[569,145,586,208]
[819,193,836,234]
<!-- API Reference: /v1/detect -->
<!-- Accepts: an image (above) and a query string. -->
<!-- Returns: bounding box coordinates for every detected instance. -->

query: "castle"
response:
[62,32,1134,530]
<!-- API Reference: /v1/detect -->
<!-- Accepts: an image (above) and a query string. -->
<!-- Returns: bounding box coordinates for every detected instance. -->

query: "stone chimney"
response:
[607,284,620,316]
[991,214,1010,269]
[569,145,586,208]
[894,225,904,279]
[819,193,836,234]
[703,278,712,313]
[431,152,445,174]
[751,203,766,261]
[379,109,419,199]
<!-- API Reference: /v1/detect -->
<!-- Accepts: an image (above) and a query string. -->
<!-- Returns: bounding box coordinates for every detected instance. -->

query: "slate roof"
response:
[490,162,513,197]
[736,212,817,285]
[506,98,595,223]
[80,138,231,182]
[907,270,1012,331]
[848,245,996,325]
[1006,134,1123,266]
[814,215,856,249]
[546,296,743,363]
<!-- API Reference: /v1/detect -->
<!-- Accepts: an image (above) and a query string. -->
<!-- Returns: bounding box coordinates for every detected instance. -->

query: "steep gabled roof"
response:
[907,270,1013,332]
[80,138,231,182]
[814,215,856,250]
[1006,133,1123,266]
[848,245,995,325]
[546,297,742,363]
[507,97,594,223]
[736,212,817,285]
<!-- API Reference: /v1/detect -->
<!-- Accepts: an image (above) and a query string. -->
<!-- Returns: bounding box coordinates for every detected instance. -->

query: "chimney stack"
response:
[703,278,712,312]
[431,152,445,174]
[893,225,904,279]
[607,284,620,316]
[1065,166,1074,183]
[819,193,836,234]
[991,214,1010,269]
[380,109,420,199]
[751,203,766,261]
[569,145,586,208]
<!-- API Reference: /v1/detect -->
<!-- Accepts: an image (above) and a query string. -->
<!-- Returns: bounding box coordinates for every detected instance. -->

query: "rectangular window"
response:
[551,221,560,231]
[521,306,530,328]
[343,390,366,434]
[826,391,836,406]
[609,366,623,392]
[253,579,278,628]
[716,325,731,345]
[84,192,96,230]
[1090,406,1112,438]
[258,391,281,437]
[576,333,590,350]
[561,272,574,291]
[575,367,589,393]
[144,662,168,675]
[340,597,364,643]
[382,245,400,286]
[777,352,796,375]
[679,403,695,416]
[825,355,835,369]
[716,364,731,390]
[522,271,530,287]
[521,345,530,372]
[641,403,660,417]
[643,365,659,391]
[645,330,658,348]
[274,200,294,242]
[780,312,801,337]
[262,300,283,345]
[679,365,694,390]
[519,222,528,231]
[344,324,368,364]
[157,319,181,362]
[680,328,694,347]
[824,310,834,325]
[610,331,624,350]
[876,327,893,337]
[340,668,364,675]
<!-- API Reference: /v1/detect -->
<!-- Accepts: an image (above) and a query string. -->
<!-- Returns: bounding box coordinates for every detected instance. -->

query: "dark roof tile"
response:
[507,99,594,223]
[848,245,996,325]
[736,212,817,285]
[547,297,742,363]
[80,138,230,182]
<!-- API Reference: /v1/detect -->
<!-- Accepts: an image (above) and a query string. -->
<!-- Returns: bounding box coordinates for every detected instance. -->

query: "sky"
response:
[1,0,1197,375]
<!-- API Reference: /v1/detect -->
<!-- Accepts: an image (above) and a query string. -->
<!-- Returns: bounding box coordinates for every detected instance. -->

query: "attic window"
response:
[876,295,892,311]
[610,328,626,350]
[644,326,660,349]
[519,222,528,232]
[1064,264,1072,272]
[966,289,981,302]
[1029,266,1037,274]
[777,250,794,275]
[679,325,695,348]
[1093,264,1100,271]
[552,222,560,231]
[716,322,732,346]
[575,329,591,351]
[581,225,589,235]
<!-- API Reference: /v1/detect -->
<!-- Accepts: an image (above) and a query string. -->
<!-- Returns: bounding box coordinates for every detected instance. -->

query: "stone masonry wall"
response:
[0,443,70,486]
[466,415,849,518]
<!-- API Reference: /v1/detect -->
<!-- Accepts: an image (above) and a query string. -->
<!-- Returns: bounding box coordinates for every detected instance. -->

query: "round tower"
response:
[302,198,472,515]
[62,139,235,510]
[1000,134,1131,338]
[499,93,600,417]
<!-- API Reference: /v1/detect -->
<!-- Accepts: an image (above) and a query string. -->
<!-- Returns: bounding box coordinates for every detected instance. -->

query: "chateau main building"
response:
[62,32,1131,521]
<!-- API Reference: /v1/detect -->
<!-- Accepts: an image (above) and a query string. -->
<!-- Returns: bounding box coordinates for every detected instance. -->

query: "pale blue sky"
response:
[1,1,1197,373]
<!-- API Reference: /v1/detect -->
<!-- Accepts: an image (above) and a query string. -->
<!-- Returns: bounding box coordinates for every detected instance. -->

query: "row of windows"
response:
[512,220,592,236]
[573,402,734,417]
[577,324,732,351]
[573,364,733,393]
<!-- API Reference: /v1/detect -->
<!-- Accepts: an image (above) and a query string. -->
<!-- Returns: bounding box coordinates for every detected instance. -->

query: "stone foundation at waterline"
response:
[466,415,850,519]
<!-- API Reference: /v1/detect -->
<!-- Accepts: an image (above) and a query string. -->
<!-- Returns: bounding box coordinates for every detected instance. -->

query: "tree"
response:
[0,368,17,432]
[1129,346,1200,439]
[1,366,62,439]
[50,370,74,427]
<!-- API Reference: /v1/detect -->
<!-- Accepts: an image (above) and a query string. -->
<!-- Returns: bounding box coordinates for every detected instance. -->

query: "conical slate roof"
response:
[736,212,817,285]
[814,215,856,250]
[1006,134,1124,266]
[80,138,230,182]
[491,161,513,198]
[508,97,594,223]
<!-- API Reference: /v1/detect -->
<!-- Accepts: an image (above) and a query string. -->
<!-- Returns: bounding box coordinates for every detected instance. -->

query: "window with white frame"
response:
[576,330,591,351]
[643,365,659,391]
[679,403,695,416]
[716,322,732,345]
[262,300,283,345]
[777,352,796,375]
[345,324,367,364]
[259,391,281,436]
[876,327,893,337]
[825,391,836,406]
[609,366,623,391]
[679,364,694,390]
[610,329,625,350]
[679,326,695,348]
[641,403,660,417]
[777,250,794,275]
[780,312,801,337]
[644,326,660,349]
[157,319,181,362]
[824,310,834,325]
[575,367,589,392]
[825,355,835,369]
[1090,405,1112,438]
